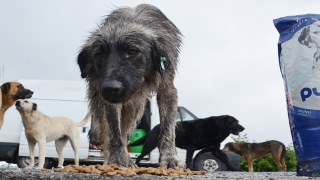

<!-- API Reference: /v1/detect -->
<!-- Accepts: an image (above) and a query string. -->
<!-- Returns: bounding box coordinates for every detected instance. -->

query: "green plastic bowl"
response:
[129,129,146,153]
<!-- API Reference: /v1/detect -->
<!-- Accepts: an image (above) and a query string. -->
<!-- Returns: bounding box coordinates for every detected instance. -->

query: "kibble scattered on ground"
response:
[0,167,317,180]
[50,164,205,177]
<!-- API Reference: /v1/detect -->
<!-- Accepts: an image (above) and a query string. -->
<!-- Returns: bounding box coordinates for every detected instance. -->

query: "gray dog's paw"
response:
[108,149,134,167]
[126,154,137,167]
[108,156,127,167]
[159,155,185,168]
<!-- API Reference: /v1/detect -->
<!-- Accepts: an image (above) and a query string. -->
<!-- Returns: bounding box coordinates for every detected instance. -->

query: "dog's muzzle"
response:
[25,90,34,99]
[100,80,124,103]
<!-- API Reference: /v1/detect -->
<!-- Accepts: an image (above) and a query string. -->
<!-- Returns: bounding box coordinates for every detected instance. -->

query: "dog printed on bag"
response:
[298,22,320,72]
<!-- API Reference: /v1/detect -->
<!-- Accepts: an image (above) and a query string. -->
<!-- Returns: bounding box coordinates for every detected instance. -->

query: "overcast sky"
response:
[2,0,320,147]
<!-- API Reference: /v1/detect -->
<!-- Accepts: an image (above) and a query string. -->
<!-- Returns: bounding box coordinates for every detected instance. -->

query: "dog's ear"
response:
[1,82,10,94]
[32,103,37,111]
[151,39,171,78]
[77,46,91,78]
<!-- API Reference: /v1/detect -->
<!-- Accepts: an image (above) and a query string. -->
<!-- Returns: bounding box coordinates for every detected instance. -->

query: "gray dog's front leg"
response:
[120,101,146,167]
[103,104,130,167]
[157,84,184,168]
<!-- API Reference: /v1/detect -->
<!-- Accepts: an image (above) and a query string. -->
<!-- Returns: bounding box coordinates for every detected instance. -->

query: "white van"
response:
[0,79,241,171]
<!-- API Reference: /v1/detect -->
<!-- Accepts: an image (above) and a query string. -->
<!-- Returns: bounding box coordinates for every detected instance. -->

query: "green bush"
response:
[230,134,297,172]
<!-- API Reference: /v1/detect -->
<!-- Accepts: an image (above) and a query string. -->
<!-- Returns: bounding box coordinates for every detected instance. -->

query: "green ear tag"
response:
[160,57,166,70]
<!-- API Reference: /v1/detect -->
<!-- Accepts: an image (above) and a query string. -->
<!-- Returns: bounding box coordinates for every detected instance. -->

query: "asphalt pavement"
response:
[0,168,318,180]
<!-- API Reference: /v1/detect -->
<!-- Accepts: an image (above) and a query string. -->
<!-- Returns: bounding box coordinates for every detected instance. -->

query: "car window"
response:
[177,107,197,121]
[176,111,182,121]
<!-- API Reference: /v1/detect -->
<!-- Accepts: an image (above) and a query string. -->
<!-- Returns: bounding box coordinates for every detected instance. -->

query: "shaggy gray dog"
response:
[77,4,183,168]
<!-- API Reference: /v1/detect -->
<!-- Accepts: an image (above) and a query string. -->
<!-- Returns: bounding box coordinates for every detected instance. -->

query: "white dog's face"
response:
[15,99,37,113]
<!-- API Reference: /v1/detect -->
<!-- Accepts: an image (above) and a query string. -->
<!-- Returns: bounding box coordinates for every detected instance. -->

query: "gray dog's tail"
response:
[281,143,290,161]
[129,135,148,146]
[76,112,91,127]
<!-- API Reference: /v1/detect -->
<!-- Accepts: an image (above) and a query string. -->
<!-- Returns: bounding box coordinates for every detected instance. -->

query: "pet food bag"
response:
[274,14,320,176]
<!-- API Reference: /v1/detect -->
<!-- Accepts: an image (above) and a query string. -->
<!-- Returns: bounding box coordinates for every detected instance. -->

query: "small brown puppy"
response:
[0,82,33,129]
[222,140,290,172]
[15,99,91,169]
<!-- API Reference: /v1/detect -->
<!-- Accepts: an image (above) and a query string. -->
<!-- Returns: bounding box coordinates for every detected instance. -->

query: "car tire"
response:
[193,152,227,171]
[17,156,52,168]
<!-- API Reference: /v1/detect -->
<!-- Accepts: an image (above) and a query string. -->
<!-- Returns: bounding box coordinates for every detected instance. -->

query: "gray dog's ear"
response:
[77,46,91,78]
[151,39,171,78]
[0,82,10,94]
[32,103,37,111]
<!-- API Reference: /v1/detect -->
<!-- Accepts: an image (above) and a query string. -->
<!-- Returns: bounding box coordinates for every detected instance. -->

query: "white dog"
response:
[15,99,90,169]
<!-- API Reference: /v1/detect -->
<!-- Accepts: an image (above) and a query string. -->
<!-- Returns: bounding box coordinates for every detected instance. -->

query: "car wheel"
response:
[193,152,227,171]
[17,156,52,168]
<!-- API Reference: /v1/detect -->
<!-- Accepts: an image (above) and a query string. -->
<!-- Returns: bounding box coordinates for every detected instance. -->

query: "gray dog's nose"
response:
[101,80,123,96]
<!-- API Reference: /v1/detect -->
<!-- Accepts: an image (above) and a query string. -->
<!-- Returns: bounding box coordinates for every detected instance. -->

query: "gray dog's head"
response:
[77,4,182,104]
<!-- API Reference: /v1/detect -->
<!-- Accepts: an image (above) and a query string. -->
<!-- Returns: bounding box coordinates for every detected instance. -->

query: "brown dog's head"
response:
[215,115,245,136]
[77,4,182,104]
[222,142,243,155]
[1,82,33,102]
[15,99,37,114]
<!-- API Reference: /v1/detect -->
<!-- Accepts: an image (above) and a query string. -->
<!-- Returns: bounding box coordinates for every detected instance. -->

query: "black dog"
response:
[130,115,245,170]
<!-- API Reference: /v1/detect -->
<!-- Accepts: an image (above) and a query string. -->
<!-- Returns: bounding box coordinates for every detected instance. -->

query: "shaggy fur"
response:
[130,115,245,170]
[0,82,33,129]
[77,4,183,168]
[222,140,290,172]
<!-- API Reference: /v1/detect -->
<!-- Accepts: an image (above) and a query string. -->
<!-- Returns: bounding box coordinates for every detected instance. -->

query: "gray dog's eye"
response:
[94,52,104,59]
[128,49,138,55]
[25,101,28,103]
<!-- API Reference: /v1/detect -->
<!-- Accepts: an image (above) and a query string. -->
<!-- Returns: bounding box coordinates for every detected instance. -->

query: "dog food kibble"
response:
[50,164,206,177]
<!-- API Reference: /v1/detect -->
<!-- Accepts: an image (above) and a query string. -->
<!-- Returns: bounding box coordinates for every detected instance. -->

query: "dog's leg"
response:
[157,83,184,168]
[27,140,36,169]
[134,124,160,167]
[120,101,146,167]
[186,147,196,169]
[55,137,68,167]
[134,134,159,166]
[212,148,238,171]
[103,104,130,166]
[37,139,46,169]
[281,157,287,171]
[273,154,282,171]
[69,138,80,166]
[245,157,254,172]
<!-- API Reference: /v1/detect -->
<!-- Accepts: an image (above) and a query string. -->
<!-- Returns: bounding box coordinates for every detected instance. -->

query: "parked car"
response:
[0,79,241,171]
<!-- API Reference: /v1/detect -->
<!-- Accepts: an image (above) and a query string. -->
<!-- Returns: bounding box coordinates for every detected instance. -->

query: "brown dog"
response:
[0,82,33,129]
[222,140,290,172]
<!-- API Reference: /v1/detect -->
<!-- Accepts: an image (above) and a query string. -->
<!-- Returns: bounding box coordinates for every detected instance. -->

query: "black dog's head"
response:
[77,4,182,104]
[215,115,245,135]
